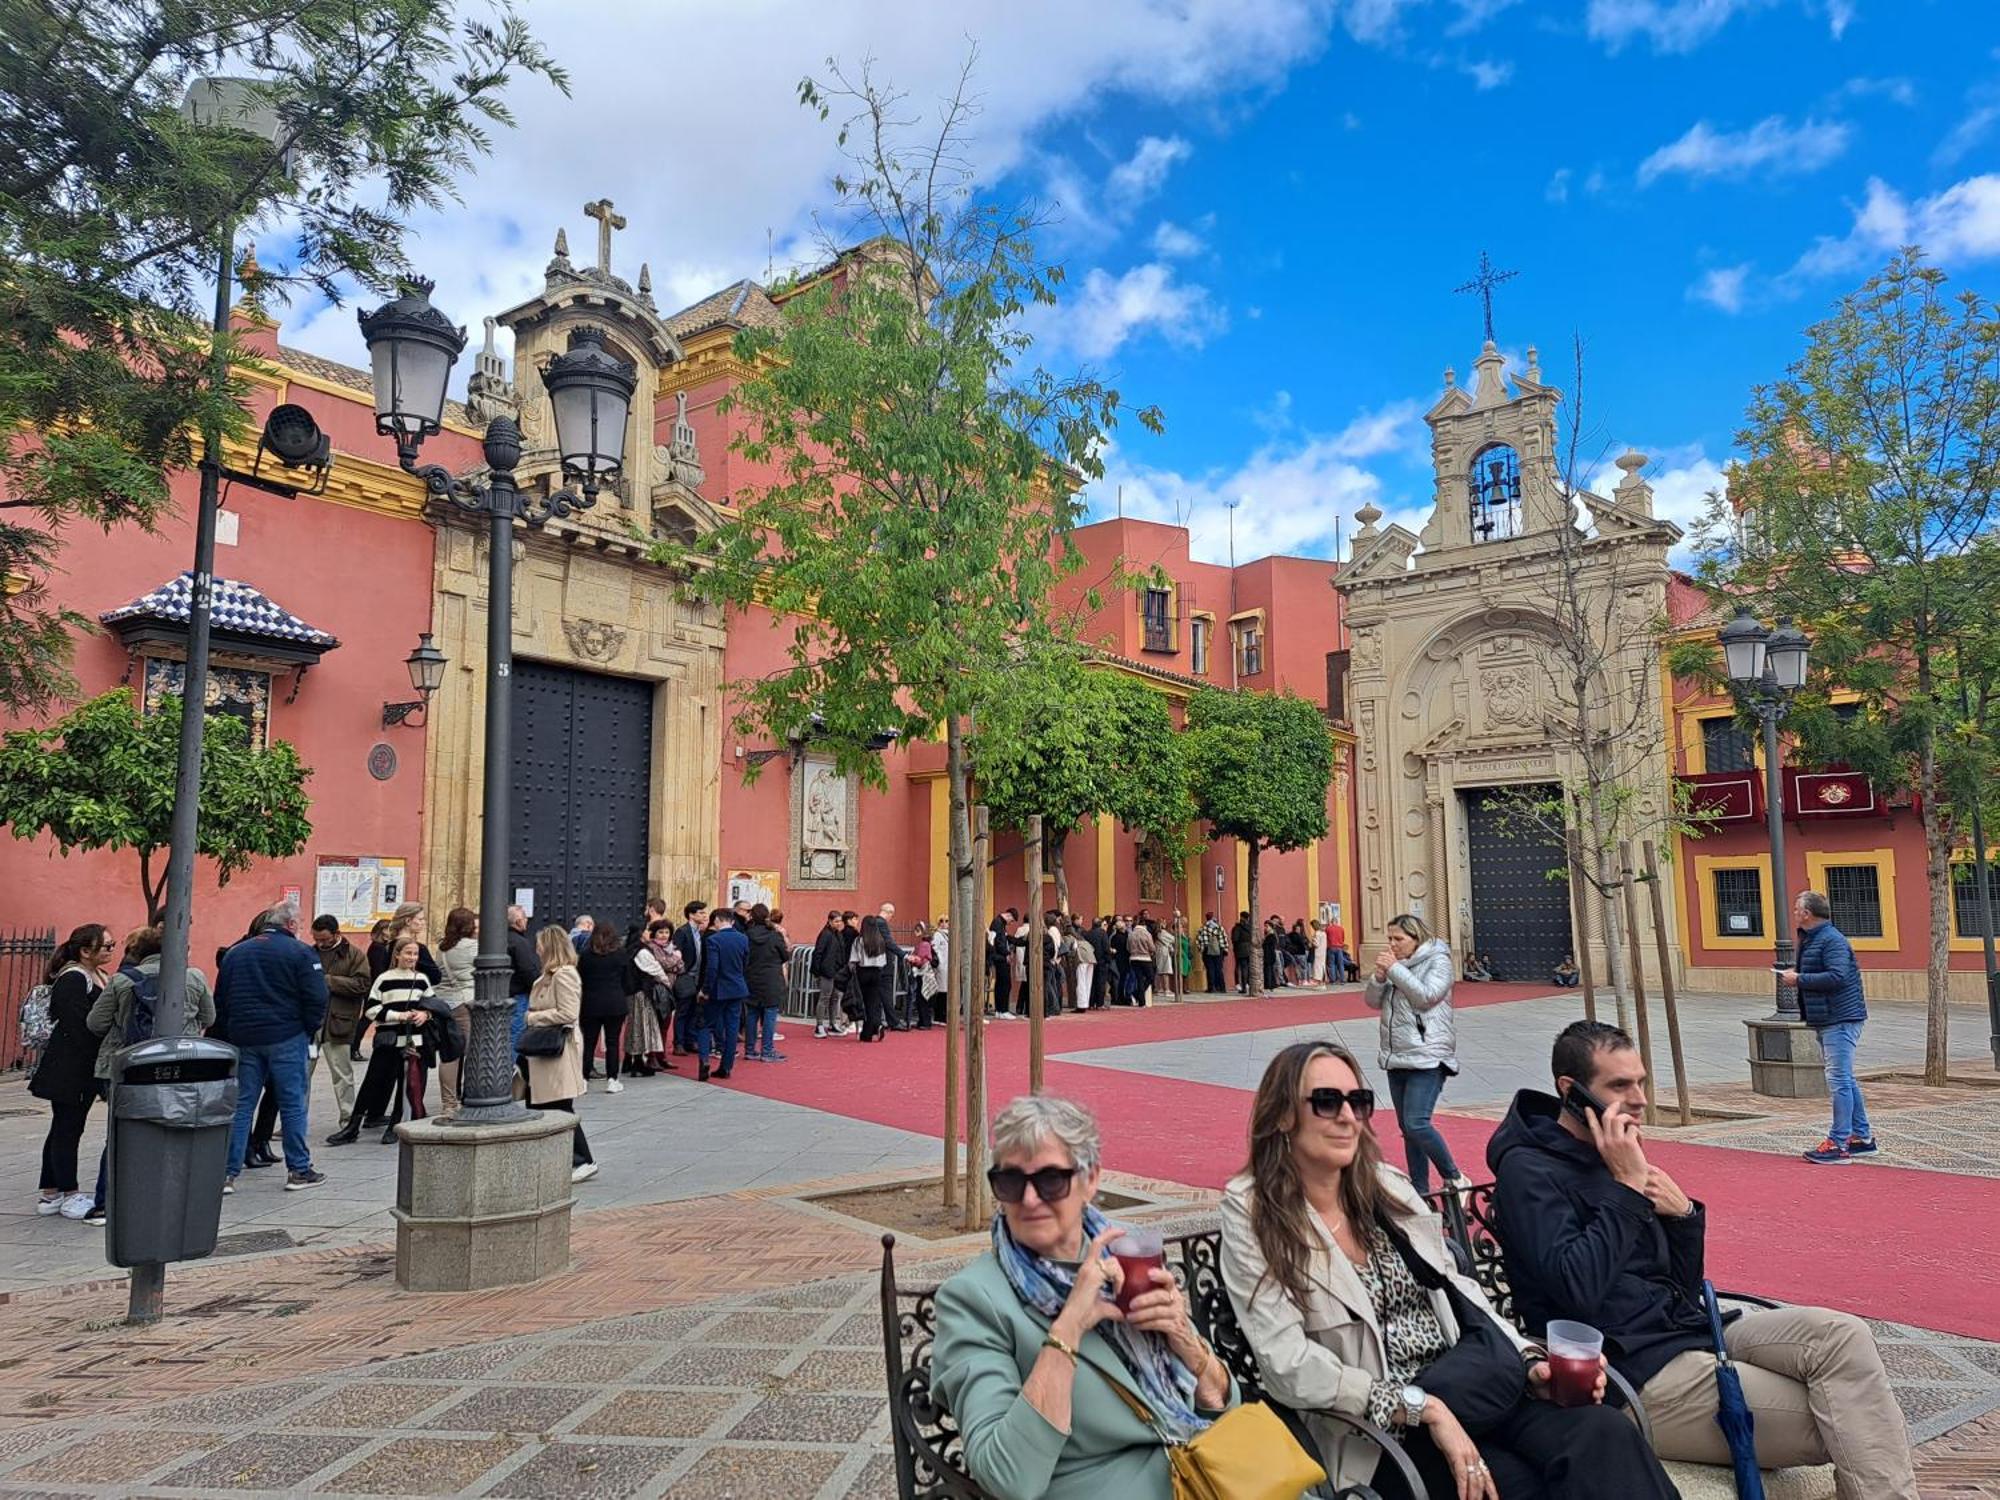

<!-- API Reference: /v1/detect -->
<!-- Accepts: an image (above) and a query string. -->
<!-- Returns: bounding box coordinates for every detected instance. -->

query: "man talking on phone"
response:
[1486,1020,1915,1498]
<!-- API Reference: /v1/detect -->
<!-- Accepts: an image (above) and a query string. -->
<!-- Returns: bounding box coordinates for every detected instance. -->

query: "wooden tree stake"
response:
[1027,815,1046,1094]
[1643,840,1692,1126]
[964,806,992,1231]
[1565,824,1599,1024]
[1617,839,1657,1124]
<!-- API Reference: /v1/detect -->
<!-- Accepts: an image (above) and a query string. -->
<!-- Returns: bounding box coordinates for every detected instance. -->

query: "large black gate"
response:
[1462,784,1572,985]
[509,659,653,936]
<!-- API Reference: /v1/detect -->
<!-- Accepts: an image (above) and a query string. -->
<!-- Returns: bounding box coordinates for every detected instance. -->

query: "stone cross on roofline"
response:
[584,197,626,273]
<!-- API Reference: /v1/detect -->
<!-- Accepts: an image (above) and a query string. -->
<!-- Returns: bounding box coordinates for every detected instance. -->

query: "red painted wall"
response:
[0,354,458,969]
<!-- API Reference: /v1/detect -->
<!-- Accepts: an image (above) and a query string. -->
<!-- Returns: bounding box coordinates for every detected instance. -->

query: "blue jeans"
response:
[510,993,529,1051]
[229,1034,311,1176]
[1387,1065,1459,1196]
[751,1004,780,1058]
[697,997,742,1072]
[1820,1020,1872,1143]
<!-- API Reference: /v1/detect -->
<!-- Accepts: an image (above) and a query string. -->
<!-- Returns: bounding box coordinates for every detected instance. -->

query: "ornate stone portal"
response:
[1336,335,1681,986]
[422,203,728,915]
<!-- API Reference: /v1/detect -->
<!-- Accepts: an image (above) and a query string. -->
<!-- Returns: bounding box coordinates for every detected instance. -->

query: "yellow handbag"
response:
[1103,1369,1327,1500]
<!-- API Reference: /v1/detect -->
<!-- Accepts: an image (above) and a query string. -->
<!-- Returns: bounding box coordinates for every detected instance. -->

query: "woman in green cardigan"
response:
[931,1095,1238,1500]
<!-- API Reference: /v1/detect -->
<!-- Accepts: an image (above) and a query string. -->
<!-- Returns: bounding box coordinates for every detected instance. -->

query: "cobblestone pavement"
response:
[0,1204,1989,1498]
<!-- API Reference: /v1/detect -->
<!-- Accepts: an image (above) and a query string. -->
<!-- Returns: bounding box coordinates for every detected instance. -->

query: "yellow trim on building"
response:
[1334,749,1354,928]
[1236,841,1250,907]
[1692,852,1776,950]
[929,779,950,922]
[1185,836,1205,930]
[1305,837,1321,916]
[1803,848,1900,953]
[218,433,430,522]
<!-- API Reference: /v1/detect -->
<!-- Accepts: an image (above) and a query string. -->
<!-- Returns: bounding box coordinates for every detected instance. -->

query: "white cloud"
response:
[1689,262,1753,312]
[1065,263,1227,360]
[1638,115,1851,186]
[1461,57,1514,89]
[1588,445,1727,561]
[1546,168,1572,203]
[1344,0,1424,44]
[1834,76,1915,107]
[1447,0,1522,35]
[1106,135,1194,213]
[1150,218,1211,258]
[1935,102,2000,168]
[1083,400,1428,563]
[1587,0,1855,54]
[1789,173,2000,281]
[270,0,1341,376]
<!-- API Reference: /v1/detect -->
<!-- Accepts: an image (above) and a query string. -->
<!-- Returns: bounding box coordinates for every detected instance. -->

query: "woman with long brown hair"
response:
[1220,1040,1676,1500]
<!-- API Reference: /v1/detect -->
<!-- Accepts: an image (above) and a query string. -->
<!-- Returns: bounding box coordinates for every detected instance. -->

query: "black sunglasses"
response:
[987,1165,1081,1204]
[1304,1087,1376,1121]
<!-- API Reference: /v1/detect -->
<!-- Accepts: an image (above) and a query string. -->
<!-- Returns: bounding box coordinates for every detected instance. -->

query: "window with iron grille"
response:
[1713,867,1763,937]
[1700,715,1755,773]
[1191,617,1210,675]
[1824,864,1884,939]
[1142,588,1174,653]
[1952,863,2000,940]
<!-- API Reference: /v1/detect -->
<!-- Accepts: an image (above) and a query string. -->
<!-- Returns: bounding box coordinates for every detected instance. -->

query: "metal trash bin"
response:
[106,1036,238,1270]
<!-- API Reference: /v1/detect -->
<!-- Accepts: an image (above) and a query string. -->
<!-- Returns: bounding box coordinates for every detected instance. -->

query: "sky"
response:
[272,0,2000,567]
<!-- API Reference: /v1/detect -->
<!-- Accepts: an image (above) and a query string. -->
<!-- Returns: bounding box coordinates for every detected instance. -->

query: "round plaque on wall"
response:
[367,742,398,781]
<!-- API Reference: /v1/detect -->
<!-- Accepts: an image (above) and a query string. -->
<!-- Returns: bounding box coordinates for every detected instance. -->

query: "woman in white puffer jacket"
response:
[1362,913,1469,1197]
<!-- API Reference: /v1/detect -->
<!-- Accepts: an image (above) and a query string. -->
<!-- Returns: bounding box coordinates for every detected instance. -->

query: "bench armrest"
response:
[1602,1361,1654,1446]
[1277,1401,1427,1499]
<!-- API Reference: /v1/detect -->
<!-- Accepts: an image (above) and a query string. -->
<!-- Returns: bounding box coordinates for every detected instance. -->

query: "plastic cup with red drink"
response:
[1108,1228,1166,1315]
[1544,1320,1604,1408]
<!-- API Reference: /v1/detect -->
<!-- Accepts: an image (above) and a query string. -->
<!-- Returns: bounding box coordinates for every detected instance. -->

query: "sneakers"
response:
[34,1195,62,1216]
[813,1025,829,1039]
[82,1204,106,1227]
[1846,1135,1879,1156]
[58,1193,93,1220]
[285,1169,327,1191]
[604,1078,625,1094]
[570,1162,599,1183]
[1803,1138,1851,1165]
[762,1052,787,1063]
[222,1177,237,1195]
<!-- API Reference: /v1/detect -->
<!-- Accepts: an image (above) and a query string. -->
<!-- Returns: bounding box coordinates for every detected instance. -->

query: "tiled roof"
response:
[102,572,339,650]
[278,343,476,429]
[663,280,788,341]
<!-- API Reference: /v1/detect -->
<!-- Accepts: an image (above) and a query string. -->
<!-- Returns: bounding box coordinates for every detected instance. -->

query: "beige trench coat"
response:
[523,965,585,1104]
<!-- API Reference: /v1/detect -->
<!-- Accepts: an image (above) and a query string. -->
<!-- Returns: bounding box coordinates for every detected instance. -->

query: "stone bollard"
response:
[392,1111,576,1291]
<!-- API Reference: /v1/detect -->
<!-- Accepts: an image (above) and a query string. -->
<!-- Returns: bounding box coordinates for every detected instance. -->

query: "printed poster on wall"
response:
[725,868,780,911]
[314,856,410,931]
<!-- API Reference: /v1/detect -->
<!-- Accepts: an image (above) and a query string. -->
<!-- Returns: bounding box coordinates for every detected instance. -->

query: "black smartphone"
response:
[1562,1081,1608,1126]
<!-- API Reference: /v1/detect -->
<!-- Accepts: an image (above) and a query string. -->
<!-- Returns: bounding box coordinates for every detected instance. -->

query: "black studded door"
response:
[509,659,654,937]
[1461,784,1572,985]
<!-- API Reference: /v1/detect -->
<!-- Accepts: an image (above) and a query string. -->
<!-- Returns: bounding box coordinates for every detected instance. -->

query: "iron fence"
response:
[0,927,56,1072]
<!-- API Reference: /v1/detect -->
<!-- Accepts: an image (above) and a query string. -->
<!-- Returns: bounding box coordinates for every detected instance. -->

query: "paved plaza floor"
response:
[0,985,1992,1496]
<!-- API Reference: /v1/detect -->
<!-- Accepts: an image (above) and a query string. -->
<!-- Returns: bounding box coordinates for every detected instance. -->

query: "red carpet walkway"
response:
[722,989,2000,1342]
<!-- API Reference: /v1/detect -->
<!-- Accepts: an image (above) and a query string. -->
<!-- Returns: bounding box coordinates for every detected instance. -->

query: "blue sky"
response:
[275,0,1999,565]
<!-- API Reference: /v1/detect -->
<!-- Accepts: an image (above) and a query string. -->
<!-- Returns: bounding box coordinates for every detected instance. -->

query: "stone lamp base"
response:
[1745,1017,1828,1099]
[391,1111,576,1292]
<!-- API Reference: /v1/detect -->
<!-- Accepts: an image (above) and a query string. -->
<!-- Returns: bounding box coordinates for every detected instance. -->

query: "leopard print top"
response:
[1352,1221,1450,1432]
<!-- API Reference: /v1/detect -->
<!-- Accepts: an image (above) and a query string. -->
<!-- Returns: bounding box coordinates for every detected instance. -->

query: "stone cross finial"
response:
[583,198,626,272]
[482,315,498,356]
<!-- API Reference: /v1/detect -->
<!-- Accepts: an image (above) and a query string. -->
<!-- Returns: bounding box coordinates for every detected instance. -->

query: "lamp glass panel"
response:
[1770,640,1808,691]
[1723,635,1766,684]
[408,652,446,695]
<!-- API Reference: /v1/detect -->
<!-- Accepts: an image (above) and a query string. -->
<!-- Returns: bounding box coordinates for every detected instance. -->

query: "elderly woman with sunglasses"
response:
[932,1095,1240,1500]
[1219,1041,1678,1500]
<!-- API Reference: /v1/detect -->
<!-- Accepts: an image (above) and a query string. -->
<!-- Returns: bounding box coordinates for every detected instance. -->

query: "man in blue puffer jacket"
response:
[1777,890,1875,1165]
[215,904,329,1191]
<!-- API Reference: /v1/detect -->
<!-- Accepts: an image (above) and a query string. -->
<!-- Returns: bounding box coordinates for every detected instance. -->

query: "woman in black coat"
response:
[575,924,633,1089]
[742,904,791,1062]
[31,923,117,1220]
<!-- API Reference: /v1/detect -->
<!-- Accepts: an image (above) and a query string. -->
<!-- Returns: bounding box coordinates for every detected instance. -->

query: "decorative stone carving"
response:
[790,754,860,889]
[1482,665,1537,729]
[561,618,626,662]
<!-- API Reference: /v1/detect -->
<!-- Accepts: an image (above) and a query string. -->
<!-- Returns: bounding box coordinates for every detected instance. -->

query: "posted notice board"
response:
[314,856,409,932]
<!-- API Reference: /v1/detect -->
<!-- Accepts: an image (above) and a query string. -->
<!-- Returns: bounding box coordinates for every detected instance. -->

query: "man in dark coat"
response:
[505,903,541,1051]
[1776,889,1875,1164]
[810,909,848,1038]
[1230,911,1253,994]
[216,904,328,1191]
[670,900,707,1054]
[1488,1019,1915,1498]
[695,907,750,1081]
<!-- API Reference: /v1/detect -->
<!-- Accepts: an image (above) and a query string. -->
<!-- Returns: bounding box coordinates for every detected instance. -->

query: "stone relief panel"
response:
[790,754,860,890]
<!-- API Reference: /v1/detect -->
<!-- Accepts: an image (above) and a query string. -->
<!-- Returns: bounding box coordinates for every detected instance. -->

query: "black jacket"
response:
[505,926,541,994]
[1486,1089,1719,1387]
[1230,920,1253,957]
[29,969,101,1105]
[810,922,847,980]
[576,948,632,1021]
[744,923,790,1006]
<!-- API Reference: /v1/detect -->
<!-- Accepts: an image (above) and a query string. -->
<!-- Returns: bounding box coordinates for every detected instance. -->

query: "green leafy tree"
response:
[0,0,566,710]
[0,687,312,922]
[1183,688,1335,995]
[668,56,1158,1032]
[1683,250,2000,1082]
[971,652,1198,914]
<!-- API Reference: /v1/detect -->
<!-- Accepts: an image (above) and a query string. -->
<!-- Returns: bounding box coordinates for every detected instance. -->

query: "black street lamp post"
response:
[1719,605,1811,1022]
[359,283,636,1124]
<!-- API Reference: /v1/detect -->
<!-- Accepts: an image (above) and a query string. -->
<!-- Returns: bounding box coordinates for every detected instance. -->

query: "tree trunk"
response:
[1049,827,1071,916]
[139,846,165,926]
[1247,842,1263,997]
[1919,725,1952,1085]
[943,716,976,1204]
[1583,791,1633,1032]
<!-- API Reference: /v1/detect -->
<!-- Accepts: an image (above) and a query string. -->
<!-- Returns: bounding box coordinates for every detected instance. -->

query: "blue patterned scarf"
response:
[991,1206,1212,1443]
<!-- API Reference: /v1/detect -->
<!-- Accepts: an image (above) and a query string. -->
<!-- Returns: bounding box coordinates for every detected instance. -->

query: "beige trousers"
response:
[1640,1304,1917,1500]
[437,1003,473,1114]
[310,1040,356,1124]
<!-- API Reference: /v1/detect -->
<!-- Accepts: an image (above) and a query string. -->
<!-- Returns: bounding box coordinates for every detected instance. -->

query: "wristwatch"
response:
[1400,1385,1428,1428]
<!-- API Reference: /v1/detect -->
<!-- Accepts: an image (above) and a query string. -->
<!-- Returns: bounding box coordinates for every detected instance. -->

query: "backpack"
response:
[18,984,53,1052]
[122,963,160,1046]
